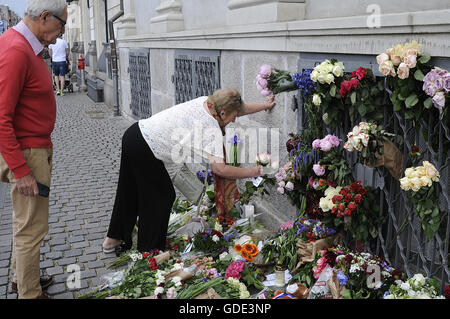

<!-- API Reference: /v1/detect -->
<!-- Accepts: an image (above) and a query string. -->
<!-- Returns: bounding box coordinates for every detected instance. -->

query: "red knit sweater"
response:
[0,28,56,179]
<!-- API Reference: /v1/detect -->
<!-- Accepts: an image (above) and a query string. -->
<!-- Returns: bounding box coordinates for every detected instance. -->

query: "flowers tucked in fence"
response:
[343,122,403,180]
[378,40,434,123]
[399,161,442,240]
[296,217,336,243]
[321,181,383,243]
[423,67,449,111]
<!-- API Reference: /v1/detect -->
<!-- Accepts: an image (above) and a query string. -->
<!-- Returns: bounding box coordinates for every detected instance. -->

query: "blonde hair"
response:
[207,88,243,115]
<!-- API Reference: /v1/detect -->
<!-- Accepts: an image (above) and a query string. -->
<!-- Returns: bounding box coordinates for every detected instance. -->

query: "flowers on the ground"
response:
[295,217,336,242]
[233,242,259,262]
[383,274,445,299]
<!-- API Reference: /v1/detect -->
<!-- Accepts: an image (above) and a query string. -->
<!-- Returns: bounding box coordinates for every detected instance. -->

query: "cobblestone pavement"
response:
[0,92,133,299]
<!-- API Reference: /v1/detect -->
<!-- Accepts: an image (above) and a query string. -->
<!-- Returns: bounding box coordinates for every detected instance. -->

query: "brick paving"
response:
[0,91,133,299]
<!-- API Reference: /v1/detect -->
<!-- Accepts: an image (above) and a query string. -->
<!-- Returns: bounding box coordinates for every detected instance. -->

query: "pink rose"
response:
[403,54,417,69]
[277,187,285,194]
[320,140,333,152]
[260,89,273,97]
[312,139,321,149]
[397,62,410,80]
[259,64,272,79]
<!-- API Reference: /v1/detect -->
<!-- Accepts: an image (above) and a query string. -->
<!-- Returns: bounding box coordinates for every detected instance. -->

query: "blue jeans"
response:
[52,61,66,77]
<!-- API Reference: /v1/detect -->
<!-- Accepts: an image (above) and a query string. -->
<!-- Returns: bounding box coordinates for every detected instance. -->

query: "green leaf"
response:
[424,97,433,109]
[418,54,431,64]
[414,69,425,81]
[405,94,419,108]
[330,84,337,97]
[358,104,367,117]
[350,91,357,105]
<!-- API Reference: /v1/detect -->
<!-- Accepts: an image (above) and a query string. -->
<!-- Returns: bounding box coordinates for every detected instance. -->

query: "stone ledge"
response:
[117,9,450,57]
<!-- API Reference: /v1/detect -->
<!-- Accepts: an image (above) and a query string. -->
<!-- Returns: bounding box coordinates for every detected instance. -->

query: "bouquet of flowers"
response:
[422,67,449,111]
[309,59,347,127]
[339,67,385,122]
[344,122,403,180]
[233,242,259,262]
[383,274,445,299]
[322,181,383,243]
[312,246,400,299]
[377,40,434,122]
[255,153,279,175]
[261,220,300,271]
[222,258,265,290]
[192,227,229,256]
[399,161,442,240]
[312,134,353,187]
[256,64,311,96]
[296,217,337,243]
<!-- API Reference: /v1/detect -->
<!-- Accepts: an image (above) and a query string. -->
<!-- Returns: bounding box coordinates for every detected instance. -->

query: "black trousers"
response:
[107,122,176,252]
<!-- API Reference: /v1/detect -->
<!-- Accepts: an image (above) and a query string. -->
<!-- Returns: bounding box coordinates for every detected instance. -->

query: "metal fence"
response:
[297,53,449,293]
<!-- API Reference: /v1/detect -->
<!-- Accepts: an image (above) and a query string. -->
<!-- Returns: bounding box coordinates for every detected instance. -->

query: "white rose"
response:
[312,94,322,106]
[409,177,422,192]
[219,252,229,260]
[317,73,327,84]
[412,274,426,286]
[154,287,164,295]
[332,64,344,77]
[325,73,335,84]
[212,235,220,242]
[285,181,294,191]
[419,176,432,188]
[399,177,411,191]
[376,53,390,65]
[310,70,319,82]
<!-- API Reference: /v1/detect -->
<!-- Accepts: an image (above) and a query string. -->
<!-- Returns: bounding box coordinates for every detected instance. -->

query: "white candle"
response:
[244,205,254,223]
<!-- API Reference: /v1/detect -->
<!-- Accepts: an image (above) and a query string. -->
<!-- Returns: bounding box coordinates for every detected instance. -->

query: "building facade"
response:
[0,4,21,35]
[66,0,450,290]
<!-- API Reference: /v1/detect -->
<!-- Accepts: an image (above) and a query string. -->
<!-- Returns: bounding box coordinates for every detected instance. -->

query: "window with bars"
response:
[128,49,152,120]
[173,50,221,105]
[297,52,449,293]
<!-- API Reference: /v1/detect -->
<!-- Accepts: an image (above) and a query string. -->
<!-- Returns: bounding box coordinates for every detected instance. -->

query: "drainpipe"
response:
[108,0,124,116]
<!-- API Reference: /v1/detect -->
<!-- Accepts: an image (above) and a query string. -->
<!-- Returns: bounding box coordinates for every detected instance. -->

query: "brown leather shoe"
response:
[11,276,53,294]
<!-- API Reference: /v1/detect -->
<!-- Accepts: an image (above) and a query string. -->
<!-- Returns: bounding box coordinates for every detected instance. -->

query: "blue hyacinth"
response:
[292,69,317,96]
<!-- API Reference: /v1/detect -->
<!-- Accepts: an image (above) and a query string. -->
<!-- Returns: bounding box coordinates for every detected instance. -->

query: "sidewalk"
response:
[0,92,133,299]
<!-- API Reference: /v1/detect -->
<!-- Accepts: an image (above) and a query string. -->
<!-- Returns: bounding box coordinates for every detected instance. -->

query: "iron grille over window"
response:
[128,49,151,120]
[173,50,220,105]
[297,53,449,293]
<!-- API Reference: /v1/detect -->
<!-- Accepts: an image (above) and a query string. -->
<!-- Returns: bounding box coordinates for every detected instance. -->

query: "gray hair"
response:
[25,0,67,19]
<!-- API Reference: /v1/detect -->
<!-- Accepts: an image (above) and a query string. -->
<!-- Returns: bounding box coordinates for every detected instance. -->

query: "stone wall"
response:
[105,0,450,228]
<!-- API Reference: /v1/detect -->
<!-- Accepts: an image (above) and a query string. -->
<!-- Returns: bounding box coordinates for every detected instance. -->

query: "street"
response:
[0,91,133,299]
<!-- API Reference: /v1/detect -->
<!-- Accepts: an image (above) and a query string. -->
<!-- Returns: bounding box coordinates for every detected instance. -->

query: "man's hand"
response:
[16,173,38,197]
[264,95,276,111]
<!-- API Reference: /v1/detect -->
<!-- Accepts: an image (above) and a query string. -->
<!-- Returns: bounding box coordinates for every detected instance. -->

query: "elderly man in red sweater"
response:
[0,0,67,299]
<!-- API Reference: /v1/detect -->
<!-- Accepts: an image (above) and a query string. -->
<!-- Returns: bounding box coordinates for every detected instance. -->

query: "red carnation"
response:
[331,206,338,214]
[345,254,353,264]
[349,78,359,89]
[340,188,349,196]
[444,285,450,299]
[345,193,353,203]
[354,193,362,204]
[355,67,366,80]
[332,195,343,204]
[340,81,351,97]
[348,202,358,212]
[142,252,150,259]
[338,203,346,212]
[344,208,352,216]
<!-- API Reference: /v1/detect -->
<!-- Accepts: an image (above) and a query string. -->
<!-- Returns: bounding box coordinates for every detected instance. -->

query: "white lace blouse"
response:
[138,96,224,179]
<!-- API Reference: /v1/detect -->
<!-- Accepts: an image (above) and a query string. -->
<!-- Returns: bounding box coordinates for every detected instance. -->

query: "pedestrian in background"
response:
[0,0,67,299]
[48,35,69,96]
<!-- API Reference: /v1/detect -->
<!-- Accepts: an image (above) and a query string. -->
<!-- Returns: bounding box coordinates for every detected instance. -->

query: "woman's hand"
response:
[252,165,264,177]
[264,95,276,111]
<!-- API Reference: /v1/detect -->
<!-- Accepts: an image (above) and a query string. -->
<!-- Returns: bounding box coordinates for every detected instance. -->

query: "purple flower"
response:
[313,164,326,176]
[337,271,348,286]
[444,73,450,93]
[432,91,446,110]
